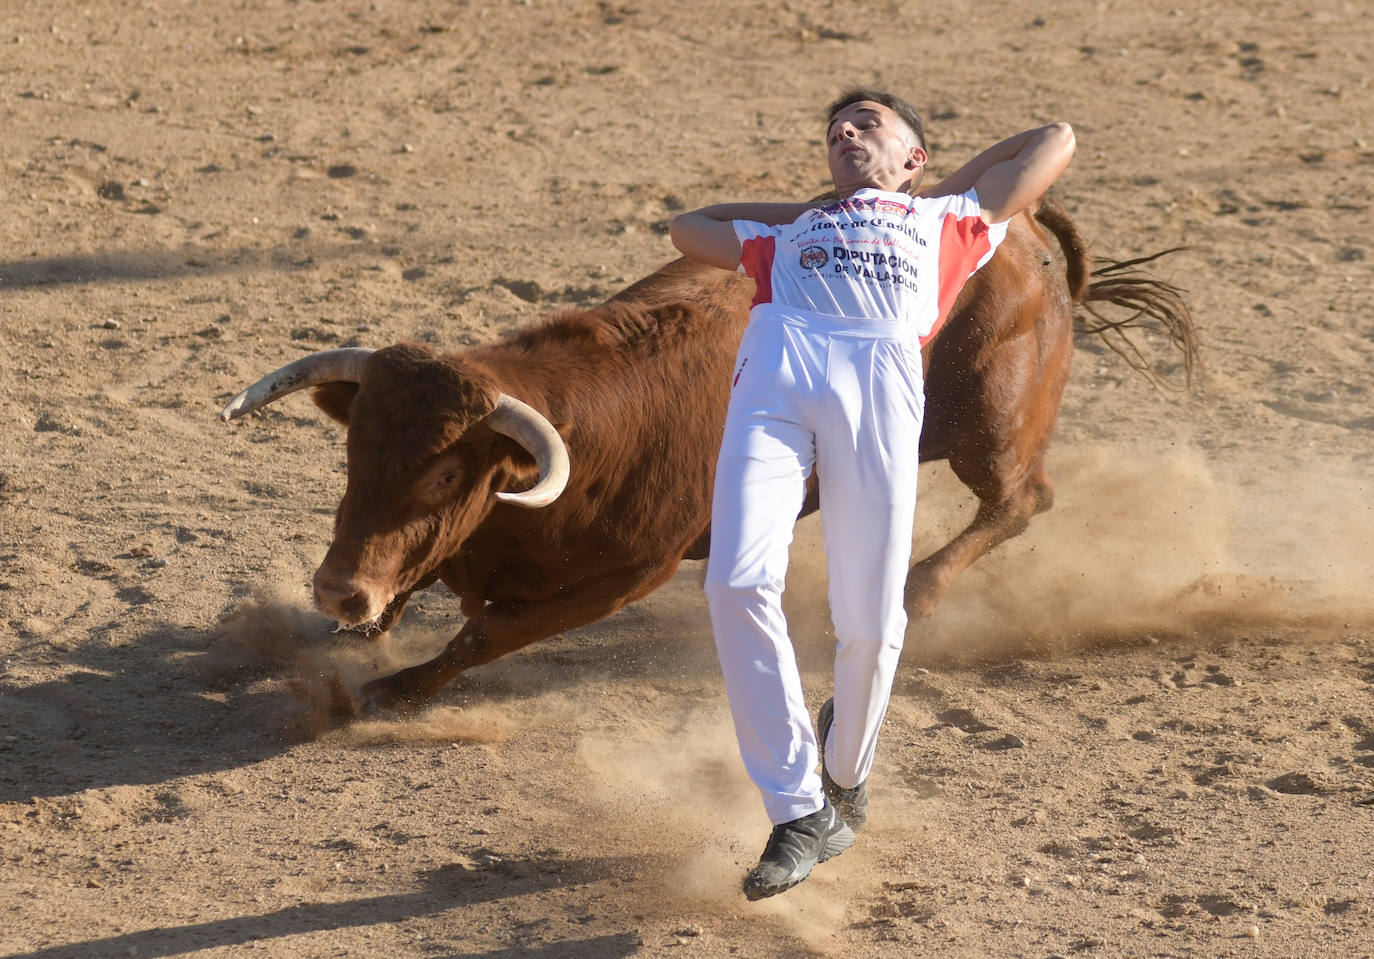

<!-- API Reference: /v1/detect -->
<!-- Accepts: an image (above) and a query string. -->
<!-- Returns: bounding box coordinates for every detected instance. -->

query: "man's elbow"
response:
[1046,122,1076,161]
[669,213,710,259]
[1033,122,1076,186]
[668,214,690,254]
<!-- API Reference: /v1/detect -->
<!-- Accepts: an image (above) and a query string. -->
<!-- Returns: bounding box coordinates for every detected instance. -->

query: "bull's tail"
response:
[1035,197,1200,389]
[1034,196,1092,302]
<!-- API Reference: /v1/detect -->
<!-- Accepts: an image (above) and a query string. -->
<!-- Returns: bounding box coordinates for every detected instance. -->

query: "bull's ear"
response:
[489,434,543,490]
[488,421,569,498]
[311,382,360,424]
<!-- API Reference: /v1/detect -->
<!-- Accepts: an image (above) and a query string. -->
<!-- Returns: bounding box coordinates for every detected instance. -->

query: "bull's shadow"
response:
[0,621,310,804]
[440,937,641,959]
[0,553,818,808]
[4,859,642,959]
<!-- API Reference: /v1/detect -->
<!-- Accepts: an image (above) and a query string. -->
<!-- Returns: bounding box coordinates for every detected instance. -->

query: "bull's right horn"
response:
[219,348,375,422]
[487,394,570,509]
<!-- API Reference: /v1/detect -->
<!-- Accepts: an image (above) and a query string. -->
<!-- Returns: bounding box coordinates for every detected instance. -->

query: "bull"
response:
[220,196,1195,713]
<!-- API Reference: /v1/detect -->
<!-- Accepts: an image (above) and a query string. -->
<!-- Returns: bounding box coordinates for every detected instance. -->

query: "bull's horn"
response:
[219,348,376,422]
[487,394,569,509]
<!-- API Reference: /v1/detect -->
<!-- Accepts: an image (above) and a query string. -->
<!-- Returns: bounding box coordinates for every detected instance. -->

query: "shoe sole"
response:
[742,822,855,901]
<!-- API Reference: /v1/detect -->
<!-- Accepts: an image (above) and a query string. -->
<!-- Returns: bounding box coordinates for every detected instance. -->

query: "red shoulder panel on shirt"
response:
[926,213,992,344]
[739,235,777,308]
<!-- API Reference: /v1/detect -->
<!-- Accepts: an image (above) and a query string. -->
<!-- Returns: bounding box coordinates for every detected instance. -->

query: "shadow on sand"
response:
[0,240,380,293]
[0,621,309,804]
[7,861,643,958]
[0,574,720,806]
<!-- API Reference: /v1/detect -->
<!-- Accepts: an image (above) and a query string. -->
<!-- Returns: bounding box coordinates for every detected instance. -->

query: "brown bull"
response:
[220,196,1195,713]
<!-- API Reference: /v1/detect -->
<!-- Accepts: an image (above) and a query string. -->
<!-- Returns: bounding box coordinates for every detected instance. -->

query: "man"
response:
[670,89,1074,900]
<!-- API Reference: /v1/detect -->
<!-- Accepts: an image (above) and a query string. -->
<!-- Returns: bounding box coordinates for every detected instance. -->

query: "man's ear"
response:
[905,146,928,170]
[311,382,360,424]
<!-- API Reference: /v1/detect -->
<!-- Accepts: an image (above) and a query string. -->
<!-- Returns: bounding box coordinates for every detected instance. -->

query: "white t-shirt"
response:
[733,187,1008,344]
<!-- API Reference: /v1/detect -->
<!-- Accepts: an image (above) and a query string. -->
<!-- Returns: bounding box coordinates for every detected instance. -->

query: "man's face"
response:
[825,100,927,195]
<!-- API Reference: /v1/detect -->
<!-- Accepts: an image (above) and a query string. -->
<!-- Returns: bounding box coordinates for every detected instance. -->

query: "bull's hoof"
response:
[904,565,951,619]
[356,674,425,715]
[322,673,365,721]
[904,585,940,620]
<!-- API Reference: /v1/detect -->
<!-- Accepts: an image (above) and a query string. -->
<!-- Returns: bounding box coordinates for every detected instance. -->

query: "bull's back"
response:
[469,262,751,560]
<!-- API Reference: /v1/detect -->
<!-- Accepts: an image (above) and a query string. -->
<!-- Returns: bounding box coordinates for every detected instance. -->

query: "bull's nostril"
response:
[338,593,370,621]
[314,577,373,623]
[313,582,338,611]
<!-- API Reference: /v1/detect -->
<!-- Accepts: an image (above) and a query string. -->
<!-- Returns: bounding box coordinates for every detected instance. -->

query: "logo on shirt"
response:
[798,245,828,270]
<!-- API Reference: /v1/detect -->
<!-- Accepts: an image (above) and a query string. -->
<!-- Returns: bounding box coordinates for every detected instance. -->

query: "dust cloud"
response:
[204,584,599,744]
[202,586,468,739]
[902,444,1372,662]
[575,704,865,949]
[197,442,1371,948]
[759,442,1374,667]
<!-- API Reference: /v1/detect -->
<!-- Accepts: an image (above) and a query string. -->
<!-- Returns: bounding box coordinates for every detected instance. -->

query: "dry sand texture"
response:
[2,1,1372,956]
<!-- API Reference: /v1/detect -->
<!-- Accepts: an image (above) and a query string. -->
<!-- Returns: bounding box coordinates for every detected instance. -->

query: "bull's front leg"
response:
[353,562,677,714]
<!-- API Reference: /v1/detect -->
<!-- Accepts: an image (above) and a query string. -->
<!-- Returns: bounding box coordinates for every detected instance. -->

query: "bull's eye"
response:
[420,450,467,502]
[424,466,461,500]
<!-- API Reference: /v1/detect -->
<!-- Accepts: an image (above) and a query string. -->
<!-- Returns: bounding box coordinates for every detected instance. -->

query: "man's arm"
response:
[918,123,1076,224]
[669,201,818,270]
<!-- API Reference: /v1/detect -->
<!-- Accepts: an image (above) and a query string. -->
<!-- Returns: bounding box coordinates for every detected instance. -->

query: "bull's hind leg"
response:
[904,459,1054,618]
[904,339,1068,618]
[907,248,1075,619]
[354,561,680,712]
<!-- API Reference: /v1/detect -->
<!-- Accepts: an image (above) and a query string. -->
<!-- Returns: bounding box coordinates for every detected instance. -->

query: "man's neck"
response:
[835,176,914,198]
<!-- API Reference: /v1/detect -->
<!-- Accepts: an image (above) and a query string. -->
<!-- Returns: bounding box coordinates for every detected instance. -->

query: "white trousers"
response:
[705,308,923,825]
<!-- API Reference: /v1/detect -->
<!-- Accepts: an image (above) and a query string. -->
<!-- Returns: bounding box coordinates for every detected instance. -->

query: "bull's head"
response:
[220,345,569,628]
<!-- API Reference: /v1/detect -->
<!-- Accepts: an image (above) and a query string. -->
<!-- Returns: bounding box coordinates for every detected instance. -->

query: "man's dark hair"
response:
[825,88,926,152]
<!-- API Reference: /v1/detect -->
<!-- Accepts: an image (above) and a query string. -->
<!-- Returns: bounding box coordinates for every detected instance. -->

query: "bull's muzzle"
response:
[312,569,391,628]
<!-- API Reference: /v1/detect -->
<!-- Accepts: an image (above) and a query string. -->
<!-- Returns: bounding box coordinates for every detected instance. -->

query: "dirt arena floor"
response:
[2,1,1372,956]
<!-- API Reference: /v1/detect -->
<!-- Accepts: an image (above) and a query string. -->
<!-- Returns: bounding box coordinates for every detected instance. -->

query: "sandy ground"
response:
[2,1,1373,956]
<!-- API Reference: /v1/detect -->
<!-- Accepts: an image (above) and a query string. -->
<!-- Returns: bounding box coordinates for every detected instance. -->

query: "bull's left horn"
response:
[219,348,376,422]
[487,394,569,509]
